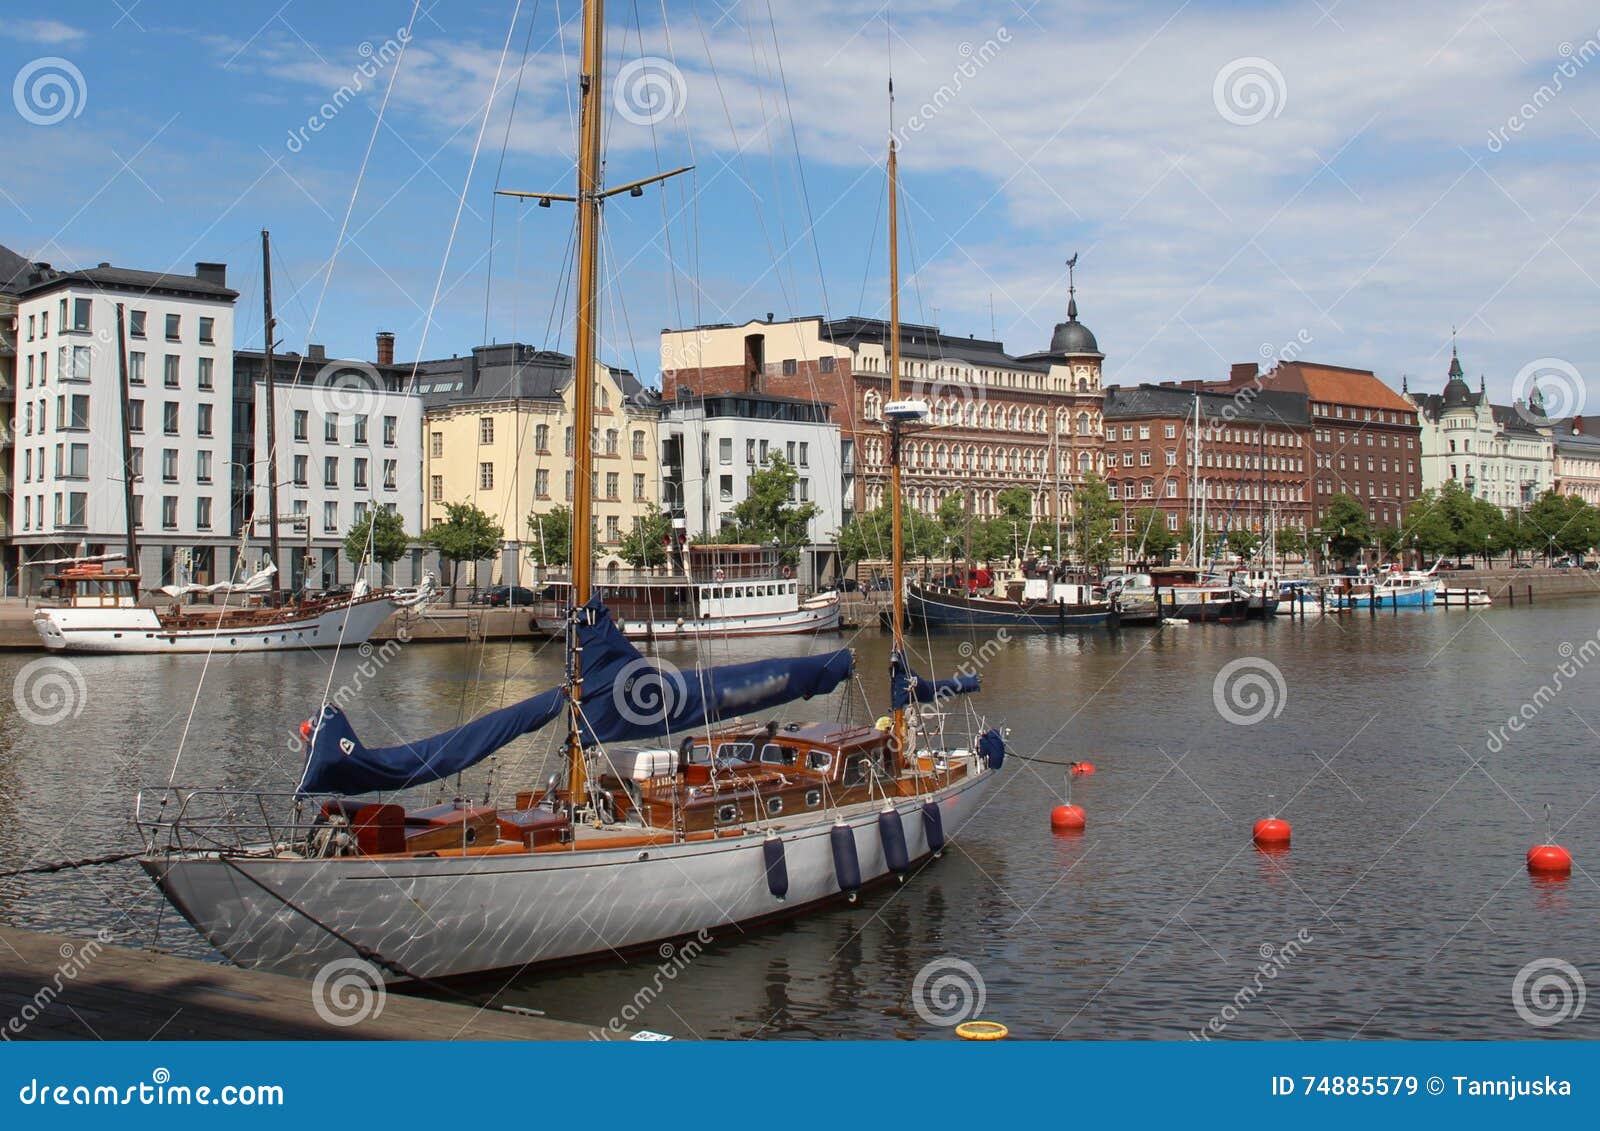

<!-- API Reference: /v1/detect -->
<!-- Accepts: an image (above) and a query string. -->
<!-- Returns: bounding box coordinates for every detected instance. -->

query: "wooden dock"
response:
[0,926,613,1040]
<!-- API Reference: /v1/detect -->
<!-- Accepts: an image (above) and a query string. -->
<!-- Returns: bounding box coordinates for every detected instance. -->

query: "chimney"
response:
[194,262,227,287]
[308,343,326,362]
[376,330,395,366]
[1230,362,1259,385]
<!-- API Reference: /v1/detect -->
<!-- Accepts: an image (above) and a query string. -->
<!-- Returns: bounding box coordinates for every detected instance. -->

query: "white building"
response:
[660,391,843,586]
[1406,345,1553,512]
[11,260,238,590]
[251,363,424,591]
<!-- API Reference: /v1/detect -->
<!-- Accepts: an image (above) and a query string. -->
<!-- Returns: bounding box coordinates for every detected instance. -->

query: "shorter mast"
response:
[888,133,908,761]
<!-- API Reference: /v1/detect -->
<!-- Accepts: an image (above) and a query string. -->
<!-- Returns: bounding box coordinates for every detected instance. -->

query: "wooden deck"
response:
[0,926,614,1041]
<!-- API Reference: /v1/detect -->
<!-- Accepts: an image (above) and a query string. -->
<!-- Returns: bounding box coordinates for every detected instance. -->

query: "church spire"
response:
[1066,252,1079,320]
[1447,327,1464,379]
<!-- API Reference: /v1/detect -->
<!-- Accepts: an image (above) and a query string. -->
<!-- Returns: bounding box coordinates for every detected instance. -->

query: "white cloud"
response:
[2,19,88,46]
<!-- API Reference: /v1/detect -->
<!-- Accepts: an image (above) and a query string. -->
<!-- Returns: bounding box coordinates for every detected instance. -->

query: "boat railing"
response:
[135,786,334,856]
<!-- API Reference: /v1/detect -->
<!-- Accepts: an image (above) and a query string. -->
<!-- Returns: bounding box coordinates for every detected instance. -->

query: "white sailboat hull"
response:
[34,597,400,654]
[143,767,996,982]
[535,596,841,639]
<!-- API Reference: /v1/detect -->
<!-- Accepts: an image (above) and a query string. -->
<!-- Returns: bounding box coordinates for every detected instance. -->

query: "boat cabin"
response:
[43,565,140,609]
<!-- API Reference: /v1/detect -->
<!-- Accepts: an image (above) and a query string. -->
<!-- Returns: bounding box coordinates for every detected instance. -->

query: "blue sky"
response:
[3,1,1599,410]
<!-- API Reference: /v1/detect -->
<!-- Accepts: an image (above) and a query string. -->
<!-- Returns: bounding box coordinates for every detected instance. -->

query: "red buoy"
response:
[1253,818,1291,846]
[1071,761,1096,776]
[1527,843,1573,876]
[299,718,314,744]
[1050,804,1086,831]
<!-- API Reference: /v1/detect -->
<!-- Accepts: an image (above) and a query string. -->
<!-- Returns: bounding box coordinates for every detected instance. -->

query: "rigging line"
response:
[765,0,831,319]
[637,0,687,332]
[741,4,800,317]
[482,0,545,351]
[404,0,526,395]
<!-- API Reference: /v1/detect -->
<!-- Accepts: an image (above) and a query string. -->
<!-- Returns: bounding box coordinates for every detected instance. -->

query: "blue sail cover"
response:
[299,599,855,795]
[889,650,980,711]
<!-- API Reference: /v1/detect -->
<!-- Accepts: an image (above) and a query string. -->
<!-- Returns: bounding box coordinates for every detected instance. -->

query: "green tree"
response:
[1224,527,1260,562]
[1403,489,1454,562]
[717,455,819,564]
[1072,474,1119,571]
[1318,493,1372,565]
[527,505,572,568]
[1275,525,1307,561]
[343,507,410,570]
[1128,508,1176,562]
[1526,490,1600,560]
[426,501,505,599]
[619,504,673,569]
[836,502,947,567]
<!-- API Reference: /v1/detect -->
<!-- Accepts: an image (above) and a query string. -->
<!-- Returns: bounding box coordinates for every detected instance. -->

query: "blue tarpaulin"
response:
[299,599,856,795]
[889,650,980,710]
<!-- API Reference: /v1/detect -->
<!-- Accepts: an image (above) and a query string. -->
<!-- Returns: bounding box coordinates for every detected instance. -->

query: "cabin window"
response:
[760,743,796,766]
[766,798,783,816]
[688,743,712,765]
[842,756,870,787]
[805,789,822,807]
[716,804,739,824]
[717,742,755,765]
[806,751,831,772]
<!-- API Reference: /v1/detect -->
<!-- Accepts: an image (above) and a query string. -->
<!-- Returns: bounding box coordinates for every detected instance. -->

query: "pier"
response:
[0,926,609,1040]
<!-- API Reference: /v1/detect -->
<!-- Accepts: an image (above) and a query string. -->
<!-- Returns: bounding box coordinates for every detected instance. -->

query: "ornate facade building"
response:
[658,278,1108,527]
[1546,416,1600,506]
[1405,345,1552,513]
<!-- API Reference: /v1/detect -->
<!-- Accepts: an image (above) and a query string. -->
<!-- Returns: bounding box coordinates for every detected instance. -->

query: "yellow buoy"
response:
[874,716,893,732]
[955,1020,1009,1041]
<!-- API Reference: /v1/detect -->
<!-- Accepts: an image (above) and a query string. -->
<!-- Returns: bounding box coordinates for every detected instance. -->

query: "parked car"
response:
[1511,561,1534,569]
[481,585,537,607]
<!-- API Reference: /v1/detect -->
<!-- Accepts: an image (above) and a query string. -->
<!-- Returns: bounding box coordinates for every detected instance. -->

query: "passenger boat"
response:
[907,566,1118,630]
[1438,586,1492,607]
[1289,569,1437,611]
[138,19,1008,985]
[33,559,407,654]
[531,545,840,639]
[1109,567,1270,623]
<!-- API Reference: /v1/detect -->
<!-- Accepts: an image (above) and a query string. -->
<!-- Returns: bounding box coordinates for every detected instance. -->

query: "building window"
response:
[129,310,146,338]
[196,497,212,529]
[162,496,178,529]
[605,429,618,455]
[199,317,214,344]
[719,437,733,464]
[535,468,550,498]
[430,475,443,502]
[325,413,339,442]
[351,413,368,445]
[799,441,810,467]
[480,416,494,444]
[165,313,181,341]
[197,356,214,390]
[430,431,443,458]
[383,460,396,490]
[634,472,645,501]
[480,462,494,490]
[164,355,180,387]
[565,426,574,456]
[354,458,369,490]
[719,474,733,501]
[535,424,549,452]
[293,454,308,486]
[71,298,91,332]
[564,470,573,499]
[632,430,645,458]
[196,450,213,483]
[293,409,308,441]
[62,394,91,430]
[127,400,145,433]
[324,501,339,533]
[161,402,178,435]
[383,416,397,446]
[605,472,618,499]
[197,403,213,436]
[324,456,338,487]
[606,515,620,542]
[161,448,178,482]
[820,355,835,374]
[781,358,798,376]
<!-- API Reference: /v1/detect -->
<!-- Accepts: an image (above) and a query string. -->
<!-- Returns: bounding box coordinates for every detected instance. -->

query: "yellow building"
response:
[422,344,660,579]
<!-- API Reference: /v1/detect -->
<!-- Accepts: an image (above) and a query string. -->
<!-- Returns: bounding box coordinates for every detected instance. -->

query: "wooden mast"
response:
[113,304,139,572]
[888,134,907,760]
[565,0,605,811]
[261,230,283,603]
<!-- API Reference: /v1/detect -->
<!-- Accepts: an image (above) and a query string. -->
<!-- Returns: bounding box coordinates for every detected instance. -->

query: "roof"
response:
[1103,383,1310,427]
[18,261,238,302]
[1250,361,1415,413]
[418,342,651,409]
[0,243,35,296]
[1491,404,1546,435]
[821,316,1052,373]
[1547,417,1600,451]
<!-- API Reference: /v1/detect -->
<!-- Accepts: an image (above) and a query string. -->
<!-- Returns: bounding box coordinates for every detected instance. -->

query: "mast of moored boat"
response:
[565,0,605,812]
[261,230,284,605]
[887,130,909,762]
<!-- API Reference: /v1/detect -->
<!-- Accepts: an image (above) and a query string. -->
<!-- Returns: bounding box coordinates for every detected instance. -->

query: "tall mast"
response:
[565,0,606,809]
[888,135,908,760]
[114,304,139,571]
[261,230,283,603]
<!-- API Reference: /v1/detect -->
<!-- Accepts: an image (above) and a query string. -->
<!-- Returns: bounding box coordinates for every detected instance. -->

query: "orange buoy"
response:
[1050,804,1086,831]
[299,718,314,744]
[1071,761,1096,776]
[1253,817,1291,846]
[1527,843,1573,876]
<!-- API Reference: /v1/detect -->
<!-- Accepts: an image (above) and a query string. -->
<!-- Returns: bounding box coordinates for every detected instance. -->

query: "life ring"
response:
[713,568,726,581]
[955,1020,1009,1041]
[781,565,793,579]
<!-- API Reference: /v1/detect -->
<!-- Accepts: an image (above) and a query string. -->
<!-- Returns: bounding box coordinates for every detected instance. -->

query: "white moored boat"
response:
[34,560,405,654]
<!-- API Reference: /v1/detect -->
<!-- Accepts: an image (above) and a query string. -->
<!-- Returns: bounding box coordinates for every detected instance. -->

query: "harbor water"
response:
[2,600,1597,1040]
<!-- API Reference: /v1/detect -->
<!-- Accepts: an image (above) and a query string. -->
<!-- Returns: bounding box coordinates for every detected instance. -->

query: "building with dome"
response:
[1405,342,1553,513]
[658,265,1109,540]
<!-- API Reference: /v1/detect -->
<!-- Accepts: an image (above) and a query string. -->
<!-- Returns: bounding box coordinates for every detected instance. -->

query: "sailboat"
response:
[137,5,1006,983]
[33,232,419,654]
